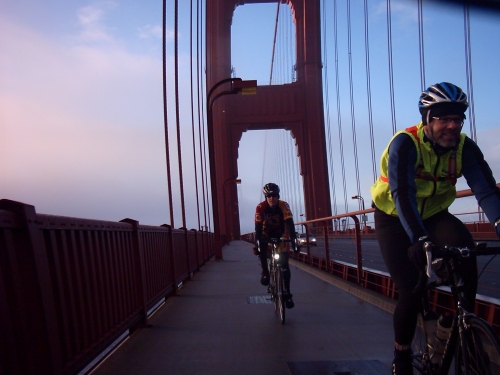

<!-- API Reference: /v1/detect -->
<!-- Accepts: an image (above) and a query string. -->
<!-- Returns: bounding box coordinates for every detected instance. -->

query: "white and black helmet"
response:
[418,82,468,124]
[263,183,280,197]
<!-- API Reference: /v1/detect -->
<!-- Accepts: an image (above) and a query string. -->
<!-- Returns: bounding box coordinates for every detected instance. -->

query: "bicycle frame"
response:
[267,238,286,324]
[414,244,500,375]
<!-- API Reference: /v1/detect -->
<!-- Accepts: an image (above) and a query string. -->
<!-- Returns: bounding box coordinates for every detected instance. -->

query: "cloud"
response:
[138,24,165,39]
[75,2,118,43]
[0,8,192,226]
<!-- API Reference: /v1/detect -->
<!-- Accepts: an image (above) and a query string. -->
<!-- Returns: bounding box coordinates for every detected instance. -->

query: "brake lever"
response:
[424,241,433,278]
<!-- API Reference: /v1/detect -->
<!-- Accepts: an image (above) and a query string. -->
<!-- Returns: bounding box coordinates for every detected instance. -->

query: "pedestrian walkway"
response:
[92,240,397,375]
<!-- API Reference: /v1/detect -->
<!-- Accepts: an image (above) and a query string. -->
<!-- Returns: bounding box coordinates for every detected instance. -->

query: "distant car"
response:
[297,233,317,247]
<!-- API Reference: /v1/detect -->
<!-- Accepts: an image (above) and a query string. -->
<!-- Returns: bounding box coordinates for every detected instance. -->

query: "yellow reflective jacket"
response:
[370,122,466,219]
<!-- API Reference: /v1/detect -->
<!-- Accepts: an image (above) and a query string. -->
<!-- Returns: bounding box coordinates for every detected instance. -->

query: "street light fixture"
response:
[207,78,257,259]
[351,195,367,229]
[299,213,305,233]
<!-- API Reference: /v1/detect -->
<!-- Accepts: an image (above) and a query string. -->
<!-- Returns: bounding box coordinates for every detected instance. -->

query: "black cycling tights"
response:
[375,208,477,345]
[259,243,291,292]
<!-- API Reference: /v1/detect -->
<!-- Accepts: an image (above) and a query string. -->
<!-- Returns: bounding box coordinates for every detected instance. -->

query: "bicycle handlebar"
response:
[413,243,500,294]
[431,243,500,257]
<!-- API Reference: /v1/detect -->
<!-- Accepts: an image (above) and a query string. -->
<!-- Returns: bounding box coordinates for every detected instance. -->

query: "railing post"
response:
[351,214,363,285]
[0,199,62,374]
[161,224,178,295]
[323,222,330,268]
[120,218,149,328]
[180,227,192,280]
[191,229,200,271]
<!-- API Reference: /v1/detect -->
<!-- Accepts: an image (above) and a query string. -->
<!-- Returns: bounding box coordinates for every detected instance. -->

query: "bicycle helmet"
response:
[418,82,468,125]
[263,183,280,197]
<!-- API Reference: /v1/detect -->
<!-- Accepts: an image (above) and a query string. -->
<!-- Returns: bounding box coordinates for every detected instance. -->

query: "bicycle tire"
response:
[276,266,285,325]
[455,316,500,375]
[411,312,432,375]
[269,266,278,313]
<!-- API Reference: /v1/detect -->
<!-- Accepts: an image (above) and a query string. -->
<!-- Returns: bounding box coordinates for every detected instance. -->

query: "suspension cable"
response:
[196,0,209,231]
[189,0,201,230]
[386,0,397,134]
[364,0,377,183]
[270,1,281,84]
[174,0,187,228]
[463,4,477,143]
[322,0,338,215]
[333,0,349,213]
[417,0,426,91]
[200,1,212,231]
[162,0,175,226]
[347,0,362,204]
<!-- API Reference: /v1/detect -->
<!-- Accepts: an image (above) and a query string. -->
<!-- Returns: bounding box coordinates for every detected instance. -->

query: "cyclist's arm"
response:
[285,218,296,240]
[462,137,500,231]
[255,202,265,241]
[388,133,428,242]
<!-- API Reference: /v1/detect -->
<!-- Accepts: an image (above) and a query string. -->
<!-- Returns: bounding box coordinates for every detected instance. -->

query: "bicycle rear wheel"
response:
[276,266,286,325]
[411,313,432,375]
[455,316,500,375]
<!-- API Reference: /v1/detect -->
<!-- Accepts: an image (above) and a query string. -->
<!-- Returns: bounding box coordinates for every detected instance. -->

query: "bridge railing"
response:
[242,185,500,334]
[0,199,214,375]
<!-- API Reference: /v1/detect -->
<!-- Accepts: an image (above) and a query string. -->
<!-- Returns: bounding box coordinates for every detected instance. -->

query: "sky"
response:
[1,1,500,235]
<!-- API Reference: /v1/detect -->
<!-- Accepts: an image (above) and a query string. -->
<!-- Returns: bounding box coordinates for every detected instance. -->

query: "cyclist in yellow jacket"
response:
[371,82,500,375]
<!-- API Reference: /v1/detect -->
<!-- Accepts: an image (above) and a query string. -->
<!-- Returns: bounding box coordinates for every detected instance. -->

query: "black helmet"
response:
[418,82,468,125]
[263,183,280,197]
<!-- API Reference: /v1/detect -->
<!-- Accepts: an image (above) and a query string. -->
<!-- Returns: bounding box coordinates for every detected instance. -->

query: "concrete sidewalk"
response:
[92,240,396,375]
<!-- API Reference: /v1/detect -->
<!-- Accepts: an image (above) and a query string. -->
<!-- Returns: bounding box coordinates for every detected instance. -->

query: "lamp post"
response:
[351,195,366,229]
[223,178,241,242]
[300,214,305,233]
[207,78,256,259]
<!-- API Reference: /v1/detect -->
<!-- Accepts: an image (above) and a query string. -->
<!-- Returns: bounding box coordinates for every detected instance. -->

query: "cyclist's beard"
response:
[424,125,459,150]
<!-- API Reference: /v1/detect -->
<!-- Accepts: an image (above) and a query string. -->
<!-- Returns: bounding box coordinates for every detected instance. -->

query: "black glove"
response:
[291,239,299,254]
[408,236,430,269]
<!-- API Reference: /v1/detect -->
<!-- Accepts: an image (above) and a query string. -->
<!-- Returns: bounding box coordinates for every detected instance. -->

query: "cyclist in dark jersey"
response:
[254,183,298,308]
[371,82,500,375]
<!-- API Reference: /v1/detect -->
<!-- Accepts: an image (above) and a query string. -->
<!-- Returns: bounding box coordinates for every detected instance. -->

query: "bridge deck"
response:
[91,240,396,375]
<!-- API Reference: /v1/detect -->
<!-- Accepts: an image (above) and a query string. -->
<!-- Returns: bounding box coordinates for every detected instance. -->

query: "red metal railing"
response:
[244,185,500,334]
[0,199,214,375]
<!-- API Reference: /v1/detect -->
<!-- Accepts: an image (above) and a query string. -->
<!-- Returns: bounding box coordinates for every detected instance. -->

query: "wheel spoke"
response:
[455,317,500,375]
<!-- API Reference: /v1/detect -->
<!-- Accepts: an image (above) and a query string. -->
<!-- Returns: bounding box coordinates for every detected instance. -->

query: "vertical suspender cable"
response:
[162,0,175,226]
[174,0,187,228]
[270,1,281,84]
[347,0,362,204]
[261,132,268,196]
[322,0,338,215]
[202,1,213,231]
[463,4,477,143]
[189,0,201,230]
[463,3,481,222]
[386,0,397,134]
[333,0,349,213]
[417,0,426,91]
[363,0,377,183]
[196,0,209,231]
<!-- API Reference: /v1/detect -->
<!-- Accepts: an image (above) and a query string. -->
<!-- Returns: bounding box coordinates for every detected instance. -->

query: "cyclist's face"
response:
[266,194,279,207]
[426,115,463,148]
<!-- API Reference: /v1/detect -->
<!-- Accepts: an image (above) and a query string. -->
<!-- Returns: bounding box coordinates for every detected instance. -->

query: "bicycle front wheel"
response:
[412,312,432,375]
[455,316,500,375]
[276,266,286,325]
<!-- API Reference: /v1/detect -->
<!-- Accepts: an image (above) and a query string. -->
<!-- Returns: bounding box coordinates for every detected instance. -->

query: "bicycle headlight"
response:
[274,253,280,260]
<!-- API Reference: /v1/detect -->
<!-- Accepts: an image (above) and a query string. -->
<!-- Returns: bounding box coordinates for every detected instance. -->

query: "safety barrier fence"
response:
[241,184,500,335]
[0,199,214,375]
